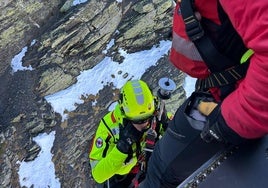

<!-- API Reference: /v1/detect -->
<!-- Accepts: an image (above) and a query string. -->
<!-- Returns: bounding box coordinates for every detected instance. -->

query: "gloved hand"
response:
[197,102,244,145]
[196,100,223,142]
[198,101,218,116]
[117,121,144,154]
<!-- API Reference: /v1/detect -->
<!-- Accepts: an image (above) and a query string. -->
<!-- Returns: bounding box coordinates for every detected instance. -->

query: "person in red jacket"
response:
[139,0,268,187]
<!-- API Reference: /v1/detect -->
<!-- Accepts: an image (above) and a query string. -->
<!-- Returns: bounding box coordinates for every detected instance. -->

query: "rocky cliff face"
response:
[0,0,186,187]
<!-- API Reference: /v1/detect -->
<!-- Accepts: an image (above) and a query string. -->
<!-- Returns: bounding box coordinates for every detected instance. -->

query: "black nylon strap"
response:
[180,0,204,41]
[196,63,249,90]
[180,0,240,72]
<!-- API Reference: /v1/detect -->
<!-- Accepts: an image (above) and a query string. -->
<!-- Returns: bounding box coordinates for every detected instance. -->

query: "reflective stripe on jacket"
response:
[89,104,137,183]
[89,104,168,183]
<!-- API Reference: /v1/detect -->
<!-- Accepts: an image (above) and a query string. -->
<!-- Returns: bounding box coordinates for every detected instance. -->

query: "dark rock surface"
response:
[0,1,187,187]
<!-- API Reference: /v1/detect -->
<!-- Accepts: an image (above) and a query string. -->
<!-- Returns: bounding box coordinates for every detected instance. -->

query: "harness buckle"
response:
[184,15,204,41]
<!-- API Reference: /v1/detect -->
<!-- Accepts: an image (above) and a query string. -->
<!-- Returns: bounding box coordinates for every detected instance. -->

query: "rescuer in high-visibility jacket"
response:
[89,80,172,188]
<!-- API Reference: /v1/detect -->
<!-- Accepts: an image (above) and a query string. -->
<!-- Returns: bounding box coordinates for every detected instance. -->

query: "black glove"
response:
[201,104,245,145]
[200,105,224,143]
[116,121,144,154]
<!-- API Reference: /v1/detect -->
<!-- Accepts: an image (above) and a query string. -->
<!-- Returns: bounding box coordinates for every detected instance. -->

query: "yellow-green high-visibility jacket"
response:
[89,104,169,184]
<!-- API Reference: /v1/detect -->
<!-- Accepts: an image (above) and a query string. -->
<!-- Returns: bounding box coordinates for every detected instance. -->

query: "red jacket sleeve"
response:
[220,0,268,138]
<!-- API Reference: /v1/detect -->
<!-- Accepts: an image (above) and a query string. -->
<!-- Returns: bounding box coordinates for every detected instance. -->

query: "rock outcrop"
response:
[0,0,187,187]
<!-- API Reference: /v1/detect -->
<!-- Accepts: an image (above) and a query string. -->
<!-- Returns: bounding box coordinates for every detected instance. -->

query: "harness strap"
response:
[180,0,237,72]
[180,0,251,97]
[180,0,203,41]
[195,63,249,91]
[128,118,163,187]
[128,169,145,188]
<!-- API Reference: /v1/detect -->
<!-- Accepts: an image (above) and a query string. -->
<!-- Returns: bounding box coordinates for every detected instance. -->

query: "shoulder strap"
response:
[180,0,251,98]
[180,0,238,72]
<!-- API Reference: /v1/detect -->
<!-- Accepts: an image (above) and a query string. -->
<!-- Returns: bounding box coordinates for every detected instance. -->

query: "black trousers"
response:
[96,173,137,188]
[139,99,245,188]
